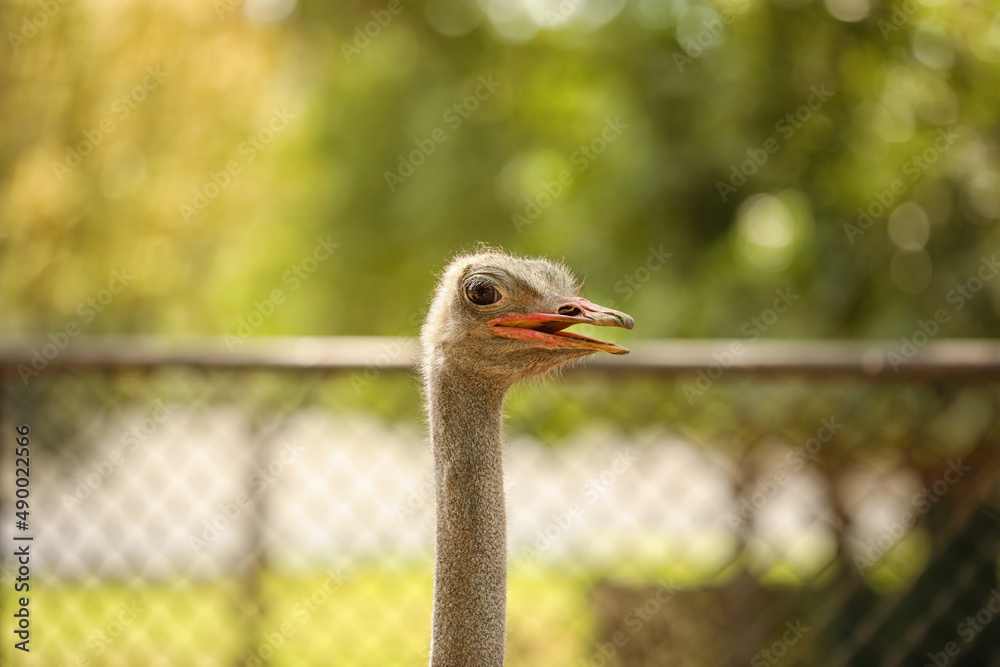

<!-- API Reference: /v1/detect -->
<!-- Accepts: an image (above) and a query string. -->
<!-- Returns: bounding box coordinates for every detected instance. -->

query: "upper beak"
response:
[487,297,634,355]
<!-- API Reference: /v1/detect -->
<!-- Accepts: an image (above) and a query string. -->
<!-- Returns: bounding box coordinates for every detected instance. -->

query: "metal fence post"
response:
[235,406,271,667]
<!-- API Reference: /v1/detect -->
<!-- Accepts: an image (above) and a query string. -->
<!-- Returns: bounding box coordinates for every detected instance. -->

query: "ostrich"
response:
[421,249,634,666]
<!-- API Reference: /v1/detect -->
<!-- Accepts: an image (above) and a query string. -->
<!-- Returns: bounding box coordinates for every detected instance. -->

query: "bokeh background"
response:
[2,0,1000,665]
[2,0,1000,337]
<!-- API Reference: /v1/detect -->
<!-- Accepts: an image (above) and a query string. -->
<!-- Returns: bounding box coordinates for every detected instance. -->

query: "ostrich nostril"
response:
[557,304,583,317]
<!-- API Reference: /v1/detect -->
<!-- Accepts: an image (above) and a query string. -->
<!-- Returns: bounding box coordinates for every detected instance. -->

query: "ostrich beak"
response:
[488,297,634,355]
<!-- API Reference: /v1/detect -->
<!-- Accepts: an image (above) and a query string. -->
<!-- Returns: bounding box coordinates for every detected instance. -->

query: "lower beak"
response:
[488,298,634,355]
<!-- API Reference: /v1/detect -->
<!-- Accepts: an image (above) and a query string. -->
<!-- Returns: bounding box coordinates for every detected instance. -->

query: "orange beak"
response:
[488,298,634,355]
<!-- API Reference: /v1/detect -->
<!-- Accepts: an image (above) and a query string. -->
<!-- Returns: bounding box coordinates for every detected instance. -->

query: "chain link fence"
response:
[1,337,998,667]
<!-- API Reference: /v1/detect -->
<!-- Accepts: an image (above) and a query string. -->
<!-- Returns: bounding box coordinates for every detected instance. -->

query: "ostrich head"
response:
[421,249,634,385]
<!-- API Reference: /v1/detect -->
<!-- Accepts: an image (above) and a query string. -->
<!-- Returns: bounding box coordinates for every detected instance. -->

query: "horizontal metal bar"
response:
[0,336,998,378]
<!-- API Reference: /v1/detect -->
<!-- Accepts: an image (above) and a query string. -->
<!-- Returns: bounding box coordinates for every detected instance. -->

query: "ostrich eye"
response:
[465,279,502,306]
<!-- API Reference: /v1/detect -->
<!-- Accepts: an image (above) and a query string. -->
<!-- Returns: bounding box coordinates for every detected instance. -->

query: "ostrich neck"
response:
[427,364,508,667]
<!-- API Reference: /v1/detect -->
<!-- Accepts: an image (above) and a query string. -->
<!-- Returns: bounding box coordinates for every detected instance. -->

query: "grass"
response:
[3,560,596,667]
[2,542,931,666]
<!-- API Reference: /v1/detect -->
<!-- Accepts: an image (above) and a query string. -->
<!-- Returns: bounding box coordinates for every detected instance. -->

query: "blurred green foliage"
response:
[1,0,999,339]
